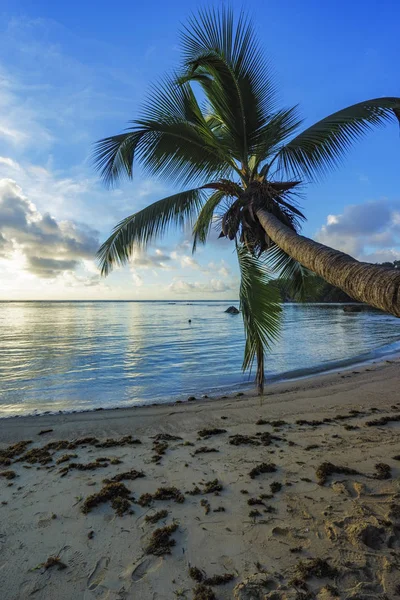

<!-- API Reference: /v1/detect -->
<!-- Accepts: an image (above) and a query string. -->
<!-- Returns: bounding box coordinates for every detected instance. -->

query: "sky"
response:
[0,0,399,300]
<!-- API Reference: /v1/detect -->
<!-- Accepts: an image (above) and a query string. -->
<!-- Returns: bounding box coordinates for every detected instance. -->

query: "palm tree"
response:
[93,8,400,392]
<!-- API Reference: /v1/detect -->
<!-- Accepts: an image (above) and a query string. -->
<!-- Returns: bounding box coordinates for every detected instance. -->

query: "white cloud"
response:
[0,178,100,279]
[168,278,237,294]
[316,198,400,262]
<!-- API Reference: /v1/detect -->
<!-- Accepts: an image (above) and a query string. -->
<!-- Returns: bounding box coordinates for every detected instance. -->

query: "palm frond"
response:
[93,76,238,187]
[276,97,400,180]
[192,190,226,252]
[237,245,281,393]
[180,7,277,166]
[97,188,203,275]
[265,245,323,301]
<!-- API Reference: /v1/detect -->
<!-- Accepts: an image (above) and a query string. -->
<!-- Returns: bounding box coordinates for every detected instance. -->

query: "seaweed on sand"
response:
[138,487,185,506]
[200,499,211,514]
[186,485,202,496]
[203,479,222,494]
[204,573,235,585]
[103,469,145,483]
[296,558,338,579]
[95,435,141,448]
[81,482,132,515]
[0,440,32,465]
[197,428,226,439]
[192,584,216,600]
[365,414,400,427]
[17,448,52,465]
[374,463,391,480]
[42,556,67,570]
[145,523,178,555]
[153,487,185,503]
[151,433,182,441]
[229,434,260,446]
[56,454,77,465]
[193,447,219,455]
[189,566,204,582]
[59,458,110,476]
[270,481,282,493]
[0,470,16,480]
[249,463,277,479]
[315,462,359,486]
[145,509,168,524]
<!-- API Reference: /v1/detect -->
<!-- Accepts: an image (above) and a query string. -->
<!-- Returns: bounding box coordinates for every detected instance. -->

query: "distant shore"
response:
[1,359,400,598]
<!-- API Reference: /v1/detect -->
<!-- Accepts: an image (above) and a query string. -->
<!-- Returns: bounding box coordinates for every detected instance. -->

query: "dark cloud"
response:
[0,178,100,278]
[27,256,79,278]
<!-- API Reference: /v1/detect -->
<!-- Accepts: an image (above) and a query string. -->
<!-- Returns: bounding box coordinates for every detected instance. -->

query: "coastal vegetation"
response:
[94,8,400,391]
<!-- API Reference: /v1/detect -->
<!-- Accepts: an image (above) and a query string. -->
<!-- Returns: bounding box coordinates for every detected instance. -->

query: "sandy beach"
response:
[1,358,400,599]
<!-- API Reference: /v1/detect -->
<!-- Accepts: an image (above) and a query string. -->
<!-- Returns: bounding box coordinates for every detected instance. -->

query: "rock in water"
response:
[225,306,240,314]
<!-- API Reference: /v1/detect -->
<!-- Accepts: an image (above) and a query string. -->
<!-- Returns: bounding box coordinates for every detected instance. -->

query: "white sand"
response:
[1,359,400,599]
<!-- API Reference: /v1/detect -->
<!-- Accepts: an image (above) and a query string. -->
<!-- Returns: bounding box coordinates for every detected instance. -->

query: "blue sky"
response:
[0,0,399,299]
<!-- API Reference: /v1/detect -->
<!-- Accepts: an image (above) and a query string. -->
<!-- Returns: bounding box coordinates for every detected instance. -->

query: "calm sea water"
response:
[0,301,399,417]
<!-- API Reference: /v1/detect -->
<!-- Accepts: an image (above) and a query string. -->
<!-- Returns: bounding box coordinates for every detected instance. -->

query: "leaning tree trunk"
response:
[257,209,400,318]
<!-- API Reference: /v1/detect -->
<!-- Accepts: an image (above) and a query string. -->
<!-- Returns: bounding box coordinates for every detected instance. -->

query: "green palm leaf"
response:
[192,190,226,252]
[237,245,281,393]
[93,77,238,187]
[97,188,204,275]
[277,98,400,180]
[265,245,322,301]
[180,7,277,167]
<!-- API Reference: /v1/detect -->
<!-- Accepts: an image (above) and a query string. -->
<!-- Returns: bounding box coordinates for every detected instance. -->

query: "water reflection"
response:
[0,301,399,416]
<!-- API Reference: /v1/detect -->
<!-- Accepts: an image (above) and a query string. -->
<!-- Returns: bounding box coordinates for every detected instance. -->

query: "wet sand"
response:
[1,358,400,599]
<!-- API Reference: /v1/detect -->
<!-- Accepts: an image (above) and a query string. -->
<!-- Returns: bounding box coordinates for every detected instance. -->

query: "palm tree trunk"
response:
[257,209,400,317]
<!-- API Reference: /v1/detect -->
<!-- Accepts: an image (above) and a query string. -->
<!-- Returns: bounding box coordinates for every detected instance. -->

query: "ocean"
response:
[1,301,399,417]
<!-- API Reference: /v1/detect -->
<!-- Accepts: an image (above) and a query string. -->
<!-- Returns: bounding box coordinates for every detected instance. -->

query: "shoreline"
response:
[1,349,399,422]
[1,358,400,599]
[1,354,399,432]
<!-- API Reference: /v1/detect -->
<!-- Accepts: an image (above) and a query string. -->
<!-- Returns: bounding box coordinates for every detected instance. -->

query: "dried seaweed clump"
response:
[18,447,52,465]
[200,499,211,514]
[151,433,182,442]
[249,463,277,479]
[81,482,132,515]
[229,434,260,446]
[315,462,359,486]
[103,469,145,483]
[192,584,216,600]
[193,447,219,455]
[0,440,32,465]
[186,485,202,496]
[270,481,282,493]
[41,555,67,571]
[138,487,184,506]
[153,487,185,503]
[365,414,400,427]
[145,523,178,555]
[0,470,16,480]
[137,493,153,507]
[189,566,204,582]
[204,573,235,585]
[296,558,338,579]
[256,418,270,425]
[56,453,77,465]
[95,435,141,448]
[374,463,391,480]
[197,428,226,439]
[203,479,223,494]
[145,509,168,524]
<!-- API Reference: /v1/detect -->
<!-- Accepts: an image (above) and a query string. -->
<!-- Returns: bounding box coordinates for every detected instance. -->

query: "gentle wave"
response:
[0,301,399,417]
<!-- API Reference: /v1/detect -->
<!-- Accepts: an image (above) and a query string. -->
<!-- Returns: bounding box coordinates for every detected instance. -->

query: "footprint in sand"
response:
[87,556,110,590]
[124,556,163,583]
